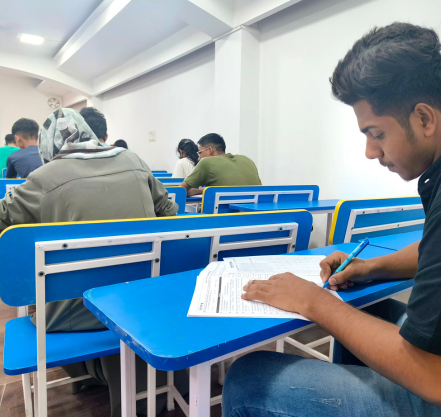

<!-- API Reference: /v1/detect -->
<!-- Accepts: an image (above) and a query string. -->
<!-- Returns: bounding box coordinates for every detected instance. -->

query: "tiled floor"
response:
[0,299,329,416]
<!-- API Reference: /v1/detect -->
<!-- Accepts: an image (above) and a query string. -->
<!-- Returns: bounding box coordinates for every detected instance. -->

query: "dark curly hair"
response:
[79,107,107,140]
[330,22,441,128]
[177,139,198,166]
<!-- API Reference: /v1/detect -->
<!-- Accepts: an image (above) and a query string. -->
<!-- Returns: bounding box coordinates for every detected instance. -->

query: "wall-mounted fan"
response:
[47,98,61,109]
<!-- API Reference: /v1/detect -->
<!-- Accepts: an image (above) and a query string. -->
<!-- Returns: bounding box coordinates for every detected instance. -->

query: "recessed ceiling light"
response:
[18,33,44,45]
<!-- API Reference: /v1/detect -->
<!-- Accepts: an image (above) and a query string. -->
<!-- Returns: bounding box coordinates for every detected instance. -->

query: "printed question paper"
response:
[188,257,341,320]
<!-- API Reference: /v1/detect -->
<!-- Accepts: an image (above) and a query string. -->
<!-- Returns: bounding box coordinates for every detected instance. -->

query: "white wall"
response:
[67,100,87,113]
[259,0,440,246]
[0,74,60,145]
[102,44,215,171]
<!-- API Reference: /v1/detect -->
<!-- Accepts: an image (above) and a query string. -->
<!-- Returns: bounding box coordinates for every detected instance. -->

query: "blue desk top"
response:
[84,243,412,371]
[230,199,340,212]
[186,196,202,202]
[365,230,423,251]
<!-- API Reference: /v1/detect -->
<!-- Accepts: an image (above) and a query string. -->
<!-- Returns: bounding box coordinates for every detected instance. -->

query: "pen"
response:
[323,238,370,289]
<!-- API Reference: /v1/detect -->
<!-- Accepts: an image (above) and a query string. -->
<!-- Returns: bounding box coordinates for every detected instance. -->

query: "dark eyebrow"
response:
[360,126,376,134]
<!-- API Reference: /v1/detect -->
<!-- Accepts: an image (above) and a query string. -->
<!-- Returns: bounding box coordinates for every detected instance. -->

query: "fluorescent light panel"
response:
[18,34,44,45]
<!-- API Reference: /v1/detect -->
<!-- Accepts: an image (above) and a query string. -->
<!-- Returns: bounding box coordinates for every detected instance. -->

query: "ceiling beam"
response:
[93,25,211,95]
[0,52,93,96]
[54,0,131,69]
[234,0,304,27]
[179,0,235,39]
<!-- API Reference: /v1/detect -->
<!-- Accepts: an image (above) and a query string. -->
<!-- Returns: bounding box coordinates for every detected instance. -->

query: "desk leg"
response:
[190,362,211,417]
[121,341,136,417]
[276,339,285,353]
[325,213,333,246]
[167,371,175,411]
[217,361,225,385]
[147,364,156,417]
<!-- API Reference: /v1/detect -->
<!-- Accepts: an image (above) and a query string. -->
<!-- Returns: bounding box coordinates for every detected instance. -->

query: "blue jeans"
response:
[222,300,441,417]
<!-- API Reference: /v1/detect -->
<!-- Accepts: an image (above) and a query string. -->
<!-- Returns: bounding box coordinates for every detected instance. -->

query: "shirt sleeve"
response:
[136,158,178,217]
[185,159,209,188]
[5,156,17,179]
[0,176,43,232]
[399,200,441,355]
[172,160,185,178]
[253,161,262,184]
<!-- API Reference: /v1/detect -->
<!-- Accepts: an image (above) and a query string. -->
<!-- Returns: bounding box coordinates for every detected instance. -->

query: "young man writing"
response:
[180,133,261,197]
[223,23,441,416]
[6,118,42,178]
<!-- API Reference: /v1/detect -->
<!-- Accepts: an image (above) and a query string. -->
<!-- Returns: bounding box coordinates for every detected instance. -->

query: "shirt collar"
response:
[418,154,441,196]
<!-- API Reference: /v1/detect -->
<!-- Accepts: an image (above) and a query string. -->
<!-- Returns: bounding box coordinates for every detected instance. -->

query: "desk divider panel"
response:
[0,178,26,196]
[0,210,313,307]
[157,178,184,186]
[153,173,172,177]
[165,186,186,214]
[202,185,320,214]
[330,197,424,244]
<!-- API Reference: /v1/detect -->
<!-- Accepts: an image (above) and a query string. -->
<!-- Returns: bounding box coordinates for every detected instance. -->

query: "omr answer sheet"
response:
[188,261,341,320]
[224,255,326,285]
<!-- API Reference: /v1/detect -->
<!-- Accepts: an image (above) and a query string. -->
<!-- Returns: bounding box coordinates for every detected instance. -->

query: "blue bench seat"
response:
[4,317,119,375]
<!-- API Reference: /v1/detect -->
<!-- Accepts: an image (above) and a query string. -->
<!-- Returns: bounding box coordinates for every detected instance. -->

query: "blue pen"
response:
[323,238,370,289]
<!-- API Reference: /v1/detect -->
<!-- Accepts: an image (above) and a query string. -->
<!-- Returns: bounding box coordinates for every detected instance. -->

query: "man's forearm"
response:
[368,241,419,280]
[303,290,441,406]
[188,188,203,196]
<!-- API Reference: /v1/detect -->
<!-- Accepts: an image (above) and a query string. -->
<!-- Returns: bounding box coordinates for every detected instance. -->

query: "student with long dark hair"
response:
[172,138,198,178]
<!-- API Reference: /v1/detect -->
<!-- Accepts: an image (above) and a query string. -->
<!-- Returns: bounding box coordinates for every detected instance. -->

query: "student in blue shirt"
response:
[6,118,42,178]
[223,23,441,416]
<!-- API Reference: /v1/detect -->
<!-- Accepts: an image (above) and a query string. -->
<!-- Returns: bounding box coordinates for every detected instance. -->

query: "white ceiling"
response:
[0,0,103,57]
[60,0,188,79]
[0,0,302,97]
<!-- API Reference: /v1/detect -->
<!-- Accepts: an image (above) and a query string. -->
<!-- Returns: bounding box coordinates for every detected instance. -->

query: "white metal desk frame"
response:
[30,222,303,417]
[343,204,424,243]
[212,191,314,214]
[121,285,412,417]
[213,190,334,246]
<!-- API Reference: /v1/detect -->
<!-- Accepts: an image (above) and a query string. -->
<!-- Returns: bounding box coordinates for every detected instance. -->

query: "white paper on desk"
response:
[188,267,341,319]
[224,255,326,285]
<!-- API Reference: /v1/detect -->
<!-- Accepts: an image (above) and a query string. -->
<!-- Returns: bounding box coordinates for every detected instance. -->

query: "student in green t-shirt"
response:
[180,133,261,196]
[0,134,19,174]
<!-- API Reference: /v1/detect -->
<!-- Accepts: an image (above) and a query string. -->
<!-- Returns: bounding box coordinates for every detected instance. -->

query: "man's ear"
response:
[413,103,437,137]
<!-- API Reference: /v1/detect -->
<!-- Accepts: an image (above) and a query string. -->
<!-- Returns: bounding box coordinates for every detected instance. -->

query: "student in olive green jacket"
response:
[0,108,187,416]
[180,133,261,196]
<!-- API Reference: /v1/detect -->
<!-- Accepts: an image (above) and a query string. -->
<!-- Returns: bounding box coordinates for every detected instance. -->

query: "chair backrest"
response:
[165,186,186,214]
[330,197,425,244]
[0,178,26,196]
[201,185,320,214]
[153,173,172,177]
[152,171,168,174]
[0,210,313,307]
[157,177,184,186]
[2,168,6,178]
